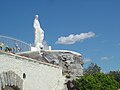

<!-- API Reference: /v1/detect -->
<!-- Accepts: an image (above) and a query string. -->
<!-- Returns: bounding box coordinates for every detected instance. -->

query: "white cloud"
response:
[55,32,95,44]
[83,58,92,63]
[101,56,114,60]
[101,57,109,60]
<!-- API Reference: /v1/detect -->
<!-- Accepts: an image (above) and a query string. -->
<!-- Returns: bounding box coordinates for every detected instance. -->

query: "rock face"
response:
[18,50,84,80]
[42,50,84,79]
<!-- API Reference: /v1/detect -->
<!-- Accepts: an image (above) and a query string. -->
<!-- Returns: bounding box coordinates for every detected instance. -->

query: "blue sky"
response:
[0,0,120,72]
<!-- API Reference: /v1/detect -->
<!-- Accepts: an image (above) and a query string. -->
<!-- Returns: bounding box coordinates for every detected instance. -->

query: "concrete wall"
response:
[0,52,65,90]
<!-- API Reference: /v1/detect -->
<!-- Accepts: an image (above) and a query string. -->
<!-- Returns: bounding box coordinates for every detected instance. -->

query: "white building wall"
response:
[0,53,65,90]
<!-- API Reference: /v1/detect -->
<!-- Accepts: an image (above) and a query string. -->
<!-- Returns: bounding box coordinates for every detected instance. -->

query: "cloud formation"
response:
[83,58,92,63]
[101,56,114,60]
[56,32,95,44]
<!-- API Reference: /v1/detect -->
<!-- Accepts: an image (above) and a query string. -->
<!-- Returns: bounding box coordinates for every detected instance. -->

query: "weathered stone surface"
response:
[18,50,84,80]
[42,50,83,80]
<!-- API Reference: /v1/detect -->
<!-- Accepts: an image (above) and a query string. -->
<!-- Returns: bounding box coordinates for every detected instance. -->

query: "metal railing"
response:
[0,35,31,53]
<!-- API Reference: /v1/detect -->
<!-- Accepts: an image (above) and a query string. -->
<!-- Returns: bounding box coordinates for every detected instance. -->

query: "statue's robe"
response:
[33,17,44,49]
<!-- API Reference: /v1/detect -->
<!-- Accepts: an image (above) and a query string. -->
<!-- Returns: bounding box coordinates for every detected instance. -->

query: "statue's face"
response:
[35,15,38,19]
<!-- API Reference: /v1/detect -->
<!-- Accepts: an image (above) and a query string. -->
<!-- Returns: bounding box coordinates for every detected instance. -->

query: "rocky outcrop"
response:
[42,50,84,80]
[18,50,84,81]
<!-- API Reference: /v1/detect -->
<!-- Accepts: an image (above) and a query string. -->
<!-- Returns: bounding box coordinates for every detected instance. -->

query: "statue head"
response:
[35,15,38,20]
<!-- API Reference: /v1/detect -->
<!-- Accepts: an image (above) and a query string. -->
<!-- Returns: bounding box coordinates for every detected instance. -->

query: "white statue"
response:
[33,15,44,50]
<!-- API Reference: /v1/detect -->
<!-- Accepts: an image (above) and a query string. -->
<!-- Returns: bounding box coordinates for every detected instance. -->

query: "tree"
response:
[108,70,120,88]
[75,73,119,90]
[84,63,101,75]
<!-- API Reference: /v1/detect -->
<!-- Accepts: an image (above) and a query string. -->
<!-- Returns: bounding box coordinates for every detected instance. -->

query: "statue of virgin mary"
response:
[33,15,44,50]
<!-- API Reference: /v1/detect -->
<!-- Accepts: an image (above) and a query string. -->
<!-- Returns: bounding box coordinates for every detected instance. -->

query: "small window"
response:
[23,73,26,79]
